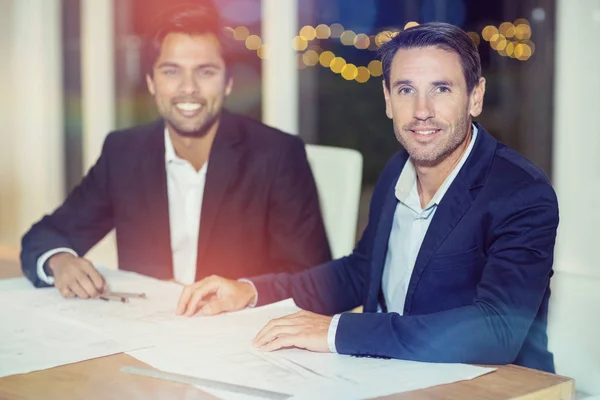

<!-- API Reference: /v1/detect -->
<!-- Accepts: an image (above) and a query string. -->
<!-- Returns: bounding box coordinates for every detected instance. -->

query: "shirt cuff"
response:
[328,314,342,353]
[37,248,78,285]
[237,278,258,308]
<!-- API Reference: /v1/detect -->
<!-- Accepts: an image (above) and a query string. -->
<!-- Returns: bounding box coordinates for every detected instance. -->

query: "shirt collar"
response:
[164,127,178,164]
[395,123,479,209]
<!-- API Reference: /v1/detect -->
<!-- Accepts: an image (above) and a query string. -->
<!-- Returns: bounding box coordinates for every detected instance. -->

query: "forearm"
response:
[252,255,366,314]
[335,302,536,364]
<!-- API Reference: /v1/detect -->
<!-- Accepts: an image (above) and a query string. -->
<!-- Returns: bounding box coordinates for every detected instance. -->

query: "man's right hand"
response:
[176,275,257,317]
[48,253,106,299]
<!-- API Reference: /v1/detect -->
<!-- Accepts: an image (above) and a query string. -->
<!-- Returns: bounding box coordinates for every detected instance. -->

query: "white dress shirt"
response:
[37,128,208,286]
[327,125,479,352]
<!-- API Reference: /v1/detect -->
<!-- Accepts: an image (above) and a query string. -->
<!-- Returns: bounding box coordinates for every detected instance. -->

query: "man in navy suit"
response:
[176,22,559,372]
[20,2,330,298]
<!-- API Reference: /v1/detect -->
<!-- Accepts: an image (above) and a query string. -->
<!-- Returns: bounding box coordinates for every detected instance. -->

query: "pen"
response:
[99,294,128,303]
[97,291,147,303]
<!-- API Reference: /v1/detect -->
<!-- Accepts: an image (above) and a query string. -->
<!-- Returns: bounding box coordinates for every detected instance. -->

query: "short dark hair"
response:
[378,22,482,93]
[142,1,233,76]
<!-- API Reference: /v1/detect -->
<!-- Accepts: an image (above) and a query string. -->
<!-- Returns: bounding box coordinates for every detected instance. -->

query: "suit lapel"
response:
[141,121,173,279]
[195,112,243,279]
[403,178,473,313]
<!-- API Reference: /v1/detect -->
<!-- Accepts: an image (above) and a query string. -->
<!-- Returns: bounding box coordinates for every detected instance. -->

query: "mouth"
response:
[174,102,203,116]
[409,128,441,137]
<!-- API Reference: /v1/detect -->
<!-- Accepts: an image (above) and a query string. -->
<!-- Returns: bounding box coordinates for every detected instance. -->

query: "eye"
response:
[398,87,414,95]
[199,69,217,77]
[435,86,451,93]
[162,68,179,76]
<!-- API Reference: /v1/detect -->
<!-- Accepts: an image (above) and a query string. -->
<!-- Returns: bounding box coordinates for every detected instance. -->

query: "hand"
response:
[176,275,257,317]
[252,310,332,353]
[48,253,106,299]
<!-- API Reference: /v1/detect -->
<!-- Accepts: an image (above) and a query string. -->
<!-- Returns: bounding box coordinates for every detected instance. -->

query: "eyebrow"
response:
[391,79,454,88]
[431,80,454,86]
[155,62,222,70]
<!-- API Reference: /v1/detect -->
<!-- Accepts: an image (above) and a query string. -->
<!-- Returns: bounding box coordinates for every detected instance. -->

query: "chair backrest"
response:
[548,271,600,396]
[305,144,363,259]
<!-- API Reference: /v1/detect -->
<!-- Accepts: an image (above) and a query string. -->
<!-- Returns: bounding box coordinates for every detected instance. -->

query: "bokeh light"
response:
[368,60,383,77]
[341,64,359,80]
[356,66,371,83]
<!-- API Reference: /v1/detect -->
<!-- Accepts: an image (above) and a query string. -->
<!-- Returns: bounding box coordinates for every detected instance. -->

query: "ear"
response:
[146,74,156,96]
[383,80,393,120]
[469,77,486,118]
[225,75,233,97]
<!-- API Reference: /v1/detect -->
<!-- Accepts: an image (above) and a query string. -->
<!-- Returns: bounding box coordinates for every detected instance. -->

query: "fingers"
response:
[79,260,106,293]
[184,286,212,317]
[53,256,105,299]
[198,295,235,316]
[253,315,301,347]
[59,286,75,299]
[177,276,220,316]
[76,273,101,298]
[67,279,89,299]
[259,334,296,352]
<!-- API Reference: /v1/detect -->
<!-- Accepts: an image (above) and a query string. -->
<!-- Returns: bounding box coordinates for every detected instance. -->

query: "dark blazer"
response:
[252,123,559,373]
[21,111,331,286]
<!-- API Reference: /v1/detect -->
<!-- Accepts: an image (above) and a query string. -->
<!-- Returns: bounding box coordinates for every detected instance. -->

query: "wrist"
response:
[241,281,257,306]
[48,252,75,274]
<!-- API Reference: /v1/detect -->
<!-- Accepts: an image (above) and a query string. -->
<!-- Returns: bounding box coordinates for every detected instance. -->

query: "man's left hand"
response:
[252,310,333,353]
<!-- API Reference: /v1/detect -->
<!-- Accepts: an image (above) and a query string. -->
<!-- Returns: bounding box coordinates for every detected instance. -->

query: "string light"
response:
[341,64,359,80]
[292,35,308,51]
[482,25,498,41]
[233,26,250,41]
[245,35,261,50]
[299,26,316,41]
[330,57,347,74]
[356,66,371,83]
[330,23,345,39]
[354,34,370,50]
[302,50,319,67]
[226,18,535,85]
[340,30,357,46]
[318,51,335,67]
[315,24,331,39]
[368,60,383,77]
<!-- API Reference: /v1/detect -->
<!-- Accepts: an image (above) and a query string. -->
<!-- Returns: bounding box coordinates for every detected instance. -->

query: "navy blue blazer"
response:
[21,111,331,287]
[252,123,559,372]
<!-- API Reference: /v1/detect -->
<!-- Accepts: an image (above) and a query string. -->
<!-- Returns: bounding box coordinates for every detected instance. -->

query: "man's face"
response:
[146,33,233,138]
[383,46,485,165]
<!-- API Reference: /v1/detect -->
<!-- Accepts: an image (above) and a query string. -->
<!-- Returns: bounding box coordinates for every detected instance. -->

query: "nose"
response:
[179,71,199,95]
[413,93,434,121]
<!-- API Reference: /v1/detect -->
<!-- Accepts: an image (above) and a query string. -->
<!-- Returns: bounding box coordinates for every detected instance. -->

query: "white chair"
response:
[548,271,600,397]
[305,144,363,259]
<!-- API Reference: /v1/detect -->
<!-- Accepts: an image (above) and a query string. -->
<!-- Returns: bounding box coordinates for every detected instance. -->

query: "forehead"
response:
[390,46,465,86]
[156,32,225,65]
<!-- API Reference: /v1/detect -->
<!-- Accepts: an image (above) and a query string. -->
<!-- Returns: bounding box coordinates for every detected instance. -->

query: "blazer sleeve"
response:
[334,181,559,365]
[20,134,116,287]
[264,137,332,273]
[251,154,397,314]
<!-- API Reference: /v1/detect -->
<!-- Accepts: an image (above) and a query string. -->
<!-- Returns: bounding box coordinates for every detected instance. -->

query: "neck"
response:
[414,125,472,208]
[168,120,220,171]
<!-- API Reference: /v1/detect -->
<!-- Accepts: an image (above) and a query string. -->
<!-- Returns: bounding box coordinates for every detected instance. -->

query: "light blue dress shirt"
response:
[327,125,479,352]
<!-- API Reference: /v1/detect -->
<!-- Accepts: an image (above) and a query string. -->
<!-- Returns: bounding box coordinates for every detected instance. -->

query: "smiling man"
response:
[20,2,330,298]
[175,22,559,372]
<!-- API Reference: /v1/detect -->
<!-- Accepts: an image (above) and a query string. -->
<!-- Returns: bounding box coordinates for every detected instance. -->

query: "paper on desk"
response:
[0,267,188,378]
[0,277,32,291]
[0,305,136,378]
[128,299,496,400]
[0,268,189,347]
